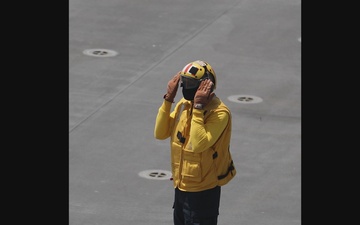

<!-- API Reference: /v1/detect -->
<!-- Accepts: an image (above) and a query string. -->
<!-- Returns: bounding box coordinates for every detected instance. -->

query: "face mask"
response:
[182,87,198,100]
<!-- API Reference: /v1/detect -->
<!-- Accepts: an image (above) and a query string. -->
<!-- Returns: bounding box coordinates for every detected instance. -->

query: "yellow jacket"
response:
[154,96,236,192]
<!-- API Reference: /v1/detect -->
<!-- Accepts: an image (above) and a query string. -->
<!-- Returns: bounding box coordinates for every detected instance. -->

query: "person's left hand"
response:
[193,79,215,109]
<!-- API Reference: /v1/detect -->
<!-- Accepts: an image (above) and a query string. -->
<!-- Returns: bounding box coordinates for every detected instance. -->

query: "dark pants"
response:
[173,186,221,225]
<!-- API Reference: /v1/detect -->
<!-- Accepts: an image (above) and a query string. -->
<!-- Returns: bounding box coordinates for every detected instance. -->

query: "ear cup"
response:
[202,70,215,92]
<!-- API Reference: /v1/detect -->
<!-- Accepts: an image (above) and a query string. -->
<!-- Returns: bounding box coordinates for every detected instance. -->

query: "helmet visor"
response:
[181,76,200,89]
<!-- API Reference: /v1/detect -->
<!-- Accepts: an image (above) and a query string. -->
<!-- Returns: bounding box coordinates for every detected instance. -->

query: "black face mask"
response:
[182,87,198,100]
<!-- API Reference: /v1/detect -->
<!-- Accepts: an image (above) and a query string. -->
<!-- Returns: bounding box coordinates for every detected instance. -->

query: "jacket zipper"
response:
[178,102,193,188]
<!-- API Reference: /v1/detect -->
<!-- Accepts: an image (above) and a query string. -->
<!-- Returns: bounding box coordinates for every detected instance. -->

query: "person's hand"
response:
[164,72,181,103]
[193,79,215,109]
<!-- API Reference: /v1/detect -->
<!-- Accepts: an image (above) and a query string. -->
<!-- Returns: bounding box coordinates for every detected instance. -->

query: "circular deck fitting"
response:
[83,49,118,57]
[228,95,263,104]
[138,169,172,180]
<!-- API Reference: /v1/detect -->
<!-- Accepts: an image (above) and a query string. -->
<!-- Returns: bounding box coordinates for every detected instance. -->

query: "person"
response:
[154,60,236,225]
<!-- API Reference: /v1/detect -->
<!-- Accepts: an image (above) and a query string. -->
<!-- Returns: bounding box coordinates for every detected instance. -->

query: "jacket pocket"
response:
[181,151,202,182]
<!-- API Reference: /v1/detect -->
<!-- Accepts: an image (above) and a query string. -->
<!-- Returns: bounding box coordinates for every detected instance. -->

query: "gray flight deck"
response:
[69,0,301,224]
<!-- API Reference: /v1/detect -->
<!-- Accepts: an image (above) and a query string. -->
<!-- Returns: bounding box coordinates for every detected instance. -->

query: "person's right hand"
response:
[164,72,181,103]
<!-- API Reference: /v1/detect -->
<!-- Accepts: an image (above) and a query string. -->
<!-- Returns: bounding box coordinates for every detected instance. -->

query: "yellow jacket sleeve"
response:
[154,100,176,140]
[190,108,229,153]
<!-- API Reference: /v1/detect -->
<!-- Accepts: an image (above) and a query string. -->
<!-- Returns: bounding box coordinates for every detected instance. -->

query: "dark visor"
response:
[180,76,201,89]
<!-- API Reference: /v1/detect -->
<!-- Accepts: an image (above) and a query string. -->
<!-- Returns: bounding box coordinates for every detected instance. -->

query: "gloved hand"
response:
[164,72,181,103]
[193,79,215,109]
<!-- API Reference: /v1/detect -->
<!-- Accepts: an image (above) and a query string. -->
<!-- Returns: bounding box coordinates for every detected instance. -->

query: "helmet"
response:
[180,60,217,90]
